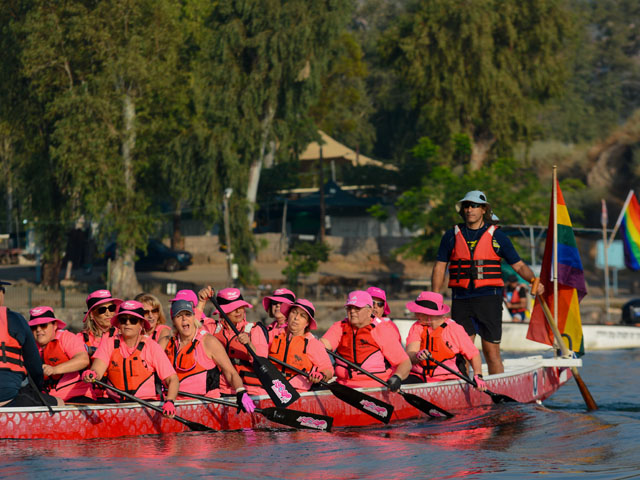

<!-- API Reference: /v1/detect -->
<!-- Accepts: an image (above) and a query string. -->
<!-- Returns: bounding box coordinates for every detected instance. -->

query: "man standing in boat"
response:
[431,190,543,374]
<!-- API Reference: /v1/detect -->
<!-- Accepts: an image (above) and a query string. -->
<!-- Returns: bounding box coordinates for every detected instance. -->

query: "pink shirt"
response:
[39,330,92,401]
[322,319,409,388]
[94,334,176,400]
[406,318,479,381]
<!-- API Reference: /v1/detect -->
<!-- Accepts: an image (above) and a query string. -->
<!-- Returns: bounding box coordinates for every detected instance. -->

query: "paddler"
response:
[431,190,544,374]
[82,300,179,417]
[320,290,411,391]
[29,306,92,402]
[209,288,269,395]
[0,299,62,408]
[268,299,333,391]
[165,299,256,412]
[403,291,486,390]
[366,286,401,342]
[134,292,172,348]
[261,288,296,341]
[77,289,122,357]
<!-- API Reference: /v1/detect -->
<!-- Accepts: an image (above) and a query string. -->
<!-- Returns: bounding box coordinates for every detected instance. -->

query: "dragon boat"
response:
[0,355,578,439]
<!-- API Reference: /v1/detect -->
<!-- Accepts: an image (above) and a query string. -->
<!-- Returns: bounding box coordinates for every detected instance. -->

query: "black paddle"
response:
[423,353,518,404]
[326,349,453,419]
[27,372,55,416]
[178,391,333,432]
[268,356,394,424]
[210,294,300,409]
[93,379,214,432]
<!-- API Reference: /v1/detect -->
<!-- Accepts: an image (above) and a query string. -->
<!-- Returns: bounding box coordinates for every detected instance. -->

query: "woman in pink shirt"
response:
[404,291,486,390]
[82,300,179,416]
[29,306,90,402]
[367,286,401,342]
[77,289,122,357]
[135,292,172,348]
[268,299,333,391]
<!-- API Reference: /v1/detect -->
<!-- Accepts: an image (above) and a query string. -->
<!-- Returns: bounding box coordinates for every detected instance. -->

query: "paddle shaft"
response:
[326,348,453,418]
[423,353,517,403]
[209,294,300,408]
[268,355,394,423]
[93,379,214,432]
[536,293,598,411]
[27,372,55,416]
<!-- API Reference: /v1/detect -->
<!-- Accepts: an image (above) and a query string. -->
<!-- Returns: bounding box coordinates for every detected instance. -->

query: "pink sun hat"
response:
[262,288,296,312]
[345,290,373,309]
[111,300,151,330]
[406,291,450,316]
[29,306,67,330]
[367,286,391,316]
[83,289,123,323]
[216,288,253,314]
[280,299,317,330]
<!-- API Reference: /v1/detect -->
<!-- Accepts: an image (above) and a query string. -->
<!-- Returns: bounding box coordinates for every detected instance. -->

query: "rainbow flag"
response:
[527,179,587,355]
[620,192,640,271]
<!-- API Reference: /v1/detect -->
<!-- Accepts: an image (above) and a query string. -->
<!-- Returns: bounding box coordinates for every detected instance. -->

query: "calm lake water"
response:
[1,349,639,479]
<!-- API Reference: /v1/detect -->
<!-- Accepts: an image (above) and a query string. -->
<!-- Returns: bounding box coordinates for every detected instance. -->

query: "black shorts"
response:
[3,383,59,408]
[451,295,503,343]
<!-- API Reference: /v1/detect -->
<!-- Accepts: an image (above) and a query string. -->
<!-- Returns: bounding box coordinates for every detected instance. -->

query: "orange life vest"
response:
[213,323,262,387]
[336,320,387,378]
[82,327,116,357]
[105,339,154,397]
[505,285,526,313]
[448,225,504,289]
[41,339,70,383]
[269,332,314,380]
[0,307,27,375]
[165,335,220,391]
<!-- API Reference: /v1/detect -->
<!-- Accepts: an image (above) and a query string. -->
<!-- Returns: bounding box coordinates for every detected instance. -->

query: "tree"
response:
[379,0,574,168]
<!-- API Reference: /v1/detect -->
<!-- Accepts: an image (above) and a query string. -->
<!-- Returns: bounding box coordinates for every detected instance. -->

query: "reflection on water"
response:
[1,350,640,479]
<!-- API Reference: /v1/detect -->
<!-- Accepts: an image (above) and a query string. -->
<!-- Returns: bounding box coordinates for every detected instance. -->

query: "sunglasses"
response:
[144,308,160,316]
[30,322,54,331]
[95,304,117,315]
[373,301,385,308]
[119,316,140,326]
[462,202,483,209]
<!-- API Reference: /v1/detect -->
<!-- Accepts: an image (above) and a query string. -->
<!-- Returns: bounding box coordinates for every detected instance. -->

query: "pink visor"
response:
[29,306,66,330]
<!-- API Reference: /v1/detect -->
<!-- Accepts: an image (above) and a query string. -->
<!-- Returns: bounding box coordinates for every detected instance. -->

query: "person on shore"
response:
[135,293,172,348]
[503,275,528,322]
[78,290,122,357]
[0,280,10,307]
[0,304,62,408]
[431,190,543,374]
[210,288,269,395]
[403,292,486,390]
[262,288,296,341]
[82,300,178,416]
[29,306,92,401]
[367,286,401,342]
[320,290,411,391]
[165,299,255,413]
[269,299,333,391]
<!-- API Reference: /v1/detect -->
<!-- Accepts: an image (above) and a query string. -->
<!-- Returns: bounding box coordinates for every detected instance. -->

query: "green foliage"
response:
[282,241,331,288]
[367,204,389,222]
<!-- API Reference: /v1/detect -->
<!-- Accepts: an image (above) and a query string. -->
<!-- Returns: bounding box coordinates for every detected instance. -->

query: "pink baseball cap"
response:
[111,300,151,330]
[83,289,123,323]
[367,286,391,316]
[216,288,253,314]
[262,288,296,312]
[29,306,67,330]
[406,291,450,316]
[170,289,198,306]
[345,290,373,309]
[280,299,317,330]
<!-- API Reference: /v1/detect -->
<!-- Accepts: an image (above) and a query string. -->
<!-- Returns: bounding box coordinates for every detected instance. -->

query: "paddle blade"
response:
[487,390,518,404]
[178,417,215,432]
[399,391,453,419]
[327,382,393,424]
[260,407,332,432]
[253,356,300,408]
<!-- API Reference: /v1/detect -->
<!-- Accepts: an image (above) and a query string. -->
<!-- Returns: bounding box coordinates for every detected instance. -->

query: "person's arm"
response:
[84,358,108,381]
[204,335,245,392]
[10,311,45,388]
[431,261,448,294]
[163,373,179,402]
[43,351,90,377]
[405,341,422,365]
[197,285,215,312]
[393,357,412,381]
[511,260,544,295]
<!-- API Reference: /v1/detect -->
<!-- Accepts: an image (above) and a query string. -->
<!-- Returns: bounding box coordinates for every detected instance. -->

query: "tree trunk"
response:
[41,254,62,289]
[110,247,141,298]
[470,132,497,171]
[172,207,185,250]
[246,106,275,226]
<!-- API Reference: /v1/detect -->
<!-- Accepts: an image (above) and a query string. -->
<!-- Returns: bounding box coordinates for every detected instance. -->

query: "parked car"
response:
[104,239,192,272]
